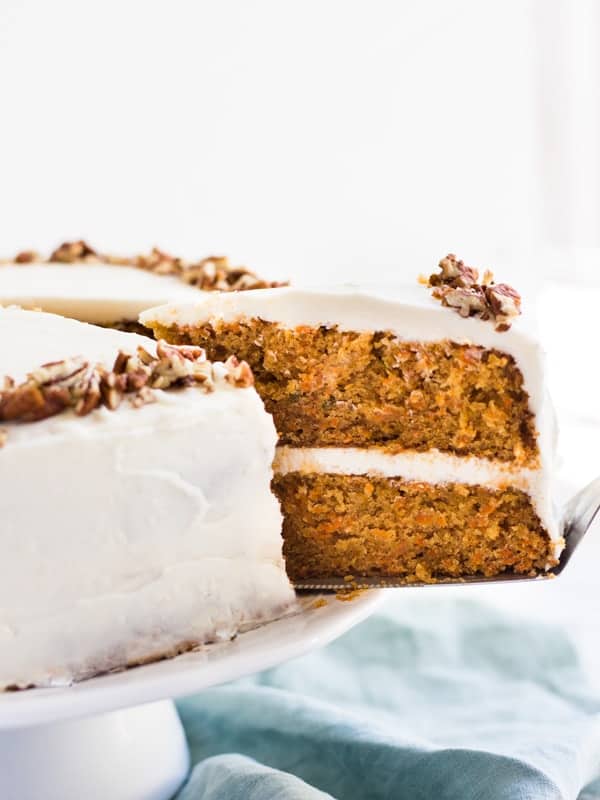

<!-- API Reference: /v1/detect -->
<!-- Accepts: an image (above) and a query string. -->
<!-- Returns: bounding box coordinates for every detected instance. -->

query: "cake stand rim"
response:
[0,589,386,729]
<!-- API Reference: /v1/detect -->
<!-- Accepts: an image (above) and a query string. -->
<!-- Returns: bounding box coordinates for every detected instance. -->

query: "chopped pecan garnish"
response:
[49,240,98,263]
[223,355,254,388]
[427,254,521,331]
[485,283,522,331]
[434,285,488,319]
[14,250,39,264]
[433,254,479,287]
[0,340,254,438]
[0,342,254,442]
[6,240,287,292]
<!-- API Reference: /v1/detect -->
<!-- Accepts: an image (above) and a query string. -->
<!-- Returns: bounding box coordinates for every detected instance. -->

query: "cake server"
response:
[295,475,600,590]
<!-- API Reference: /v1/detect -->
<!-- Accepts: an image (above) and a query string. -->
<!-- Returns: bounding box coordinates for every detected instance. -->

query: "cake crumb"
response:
[336,588,366,602]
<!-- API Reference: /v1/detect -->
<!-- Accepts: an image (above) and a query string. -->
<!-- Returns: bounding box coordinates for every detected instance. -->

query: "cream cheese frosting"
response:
[0,262,202,325]
[0,308,295,688]
[275,447,560,557]
[141,284,559,557]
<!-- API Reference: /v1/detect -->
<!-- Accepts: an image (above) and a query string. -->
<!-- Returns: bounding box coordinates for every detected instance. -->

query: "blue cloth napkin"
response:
[176,596,600,800]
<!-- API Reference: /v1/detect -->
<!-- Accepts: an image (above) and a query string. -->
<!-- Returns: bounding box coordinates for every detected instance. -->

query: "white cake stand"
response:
[0,590,384,800]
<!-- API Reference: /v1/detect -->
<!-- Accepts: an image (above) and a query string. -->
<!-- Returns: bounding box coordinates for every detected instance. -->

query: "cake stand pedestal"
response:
[0,590,384,800]
[0,700,189,800]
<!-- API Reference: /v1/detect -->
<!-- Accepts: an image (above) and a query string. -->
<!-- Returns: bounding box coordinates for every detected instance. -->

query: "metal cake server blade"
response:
[294,475,600,591]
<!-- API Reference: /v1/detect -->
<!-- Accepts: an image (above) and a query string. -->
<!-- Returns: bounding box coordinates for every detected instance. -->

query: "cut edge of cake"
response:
[140,268,561,585]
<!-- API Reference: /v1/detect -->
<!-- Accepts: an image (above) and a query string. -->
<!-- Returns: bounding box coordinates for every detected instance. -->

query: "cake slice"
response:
[0,240,285,329]
[0,307,294,689]
[141,257,561,586]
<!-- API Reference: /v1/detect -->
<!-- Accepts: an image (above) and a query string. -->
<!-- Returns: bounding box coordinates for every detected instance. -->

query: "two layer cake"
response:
[142,258,560,585]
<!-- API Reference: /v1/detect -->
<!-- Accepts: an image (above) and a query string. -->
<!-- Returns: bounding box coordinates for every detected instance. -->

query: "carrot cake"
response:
[0,240,285,330]
[141,255,561,586]
[0,307,294,689]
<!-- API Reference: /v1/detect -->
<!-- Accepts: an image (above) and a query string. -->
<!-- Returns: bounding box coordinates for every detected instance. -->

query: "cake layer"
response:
[274,446,558,547]
[141,285,553,467]
[141,281,559,582]
[0,308,295,688]
[157,319,537,463]
[274,472,555,583]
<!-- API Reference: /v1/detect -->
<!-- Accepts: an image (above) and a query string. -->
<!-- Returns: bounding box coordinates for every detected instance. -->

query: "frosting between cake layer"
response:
[274,446,560,556]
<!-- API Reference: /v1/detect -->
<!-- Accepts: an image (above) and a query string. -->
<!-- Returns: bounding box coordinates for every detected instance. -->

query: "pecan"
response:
[30,358,88,388]
[112,351,130,375]
[100,372,123,410]
[0,341,250,429]
[135,247,181,276]
[136,346,157,366]
[426,254,521,330]
[156,340,205,363]
[74,372,102,416]
[15,250,39,263]
[125,368,150,392]
[49,240,98,263]
[435,254,479,287]
[0,383,67,422]
[434,285,488,318]
[224,355,254,388]
[485,283,522,331]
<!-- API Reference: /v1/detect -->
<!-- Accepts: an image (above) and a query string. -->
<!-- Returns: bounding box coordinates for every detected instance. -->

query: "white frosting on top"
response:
[0,262,201,324]
[142,285,559,553]
[0,308,295,688]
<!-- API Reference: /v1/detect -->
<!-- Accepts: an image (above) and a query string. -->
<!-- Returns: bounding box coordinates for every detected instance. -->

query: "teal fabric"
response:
[176,597,600,799]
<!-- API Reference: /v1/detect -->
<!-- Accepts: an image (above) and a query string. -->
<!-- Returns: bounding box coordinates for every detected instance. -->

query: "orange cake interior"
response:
[141,258,560,585]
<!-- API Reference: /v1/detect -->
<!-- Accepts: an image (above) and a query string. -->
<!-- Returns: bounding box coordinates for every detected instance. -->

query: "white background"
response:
[0,0,598,284]
[1,1,600,675]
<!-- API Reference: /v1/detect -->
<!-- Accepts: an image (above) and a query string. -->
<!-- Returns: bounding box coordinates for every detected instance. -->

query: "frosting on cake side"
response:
[0,308,295,688]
